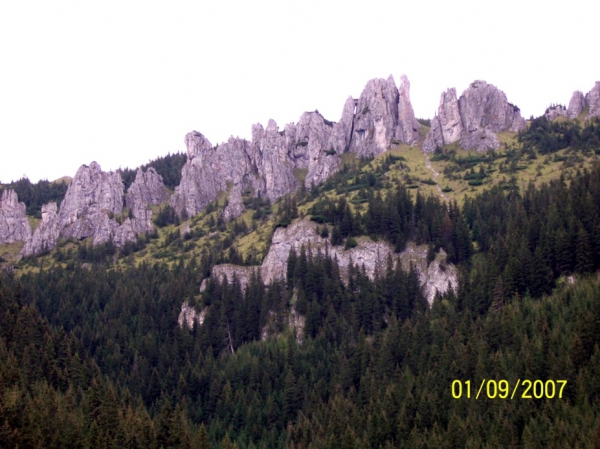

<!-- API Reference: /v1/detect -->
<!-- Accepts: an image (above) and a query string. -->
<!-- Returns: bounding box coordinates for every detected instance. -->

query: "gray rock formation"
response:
[171,132,260,218]
[222,184,245,222]
[586,82,600,118]
[350,76,403,158]
[251,120,298,202]
[172,74,421,219]
[59,162,124,242]
[0,190,32,244]
[567,91,587,119]
[544,104,568,121]
[21,203,60,256]
[199,264,258,292]
[397,75,421,145]
[21,162,166,256]
[327,96,355,154]
[202,219,457,305]
[126,167,169,233]
[178,302,206,330]
[423,88,463,152]
[424,81,526,152]
[291,111,340,189]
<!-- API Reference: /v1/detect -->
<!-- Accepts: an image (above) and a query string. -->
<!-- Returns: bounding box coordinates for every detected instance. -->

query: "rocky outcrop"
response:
[199,264,258,292]
[424,81,526,152]
[327,96,355,154]
[349,75,420,157]
[423,88,463,152]
[567,91,587,119]
[350,76,398,157]
[222,184,245,222]
[178,301,206,330]
[0,190,32,244]
[586,82,600,118]
[21,203,60,256]
[291,112,340,189]
[545,105,568,121]
[58,162,124,243]
[171,132,260,218]
[172,75,421,219]
[397,75,421,145]
[202,219,457,305]
[21,162,165,256]
[251,120,298,202]
[126,168,169,233]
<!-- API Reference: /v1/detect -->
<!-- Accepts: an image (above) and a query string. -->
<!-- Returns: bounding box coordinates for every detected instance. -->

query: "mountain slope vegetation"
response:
[1,115,600,447]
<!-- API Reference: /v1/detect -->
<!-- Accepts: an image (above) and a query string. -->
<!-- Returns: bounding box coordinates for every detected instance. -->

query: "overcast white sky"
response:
[1,0,599,183]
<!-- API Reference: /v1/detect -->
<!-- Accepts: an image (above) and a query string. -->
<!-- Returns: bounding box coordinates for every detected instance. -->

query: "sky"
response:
[1,0,599,183]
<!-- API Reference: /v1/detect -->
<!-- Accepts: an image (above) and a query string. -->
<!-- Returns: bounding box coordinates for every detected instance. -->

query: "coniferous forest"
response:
[2,126,600,447]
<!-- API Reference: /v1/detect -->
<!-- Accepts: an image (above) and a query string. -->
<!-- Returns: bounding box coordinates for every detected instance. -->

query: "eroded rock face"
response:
[545,105,568,121]
[126,168,169,233]
[0,190,32,244]
[350,76,401,158]
[586,82,600,118]
[21,203,60,256]
[172,75,420,219]
[327,96,355,154]
[199,264,259,293]
[458,80,526,150]
[568,91,587,119]
[59,162,124,242]
[252,120,298,202]
[424,81,526,152]
[171,132,260,218]
[423,88,463,152]
[291,112,340,189]
[222,184,245,222]
[178,302,206,330]
[397,75,421,145]
[204,219,457,306]
[22,162,164,256]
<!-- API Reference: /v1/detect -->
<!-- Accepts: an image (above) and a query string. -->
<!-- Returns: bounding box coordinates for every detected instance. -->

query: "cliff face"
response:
[0,190,32,244]
[350,75,420,157]
[201,219,457,306]
[21,163,169,256]
[586,82,600,118]
[126,167,170,233]
[171,75,421,219]
[21,203,61,256]
[423,81,526,152]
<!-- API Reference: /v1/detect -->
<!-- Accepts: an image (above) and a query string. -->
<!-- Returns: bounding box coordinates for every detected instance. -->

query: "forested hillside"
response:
[2,116,600,447]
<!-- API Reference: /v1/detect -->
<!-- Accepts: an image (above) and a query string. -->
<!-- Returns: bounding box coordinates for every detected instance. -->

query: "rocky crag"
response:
[198,219,457,306]
[184,219,457,333]
[544,82,600,121]
[171,75,420,219]
[423,81,526,152]
[0,190,32,244]
[21,163,169,256]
